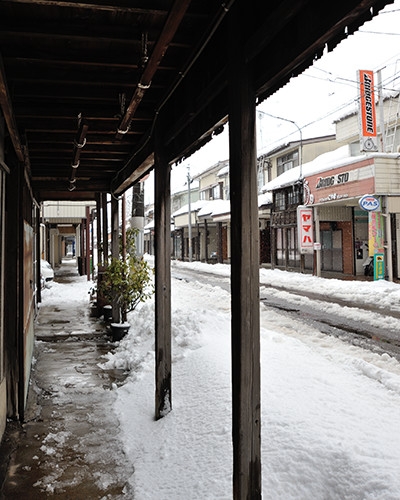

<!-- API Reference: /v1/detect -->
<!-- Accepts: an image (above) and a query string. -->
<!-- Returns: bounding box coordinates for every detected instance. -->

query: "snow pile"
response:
[41,274,92,306]
[105,259,400,499]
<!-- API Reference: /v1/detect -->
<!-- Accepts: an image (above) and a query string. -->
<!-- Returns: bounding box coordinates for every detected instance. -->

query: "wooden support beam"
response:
[101,193,108,264]
[228,5,261,499]
[116,0,191,138]
[96,193,102,267]
[154,129,171,420]
[3,1,170,16]
[35,205,41,304]
[0,53,24,163]
[110,195,120,323]
[85,206,90,281]
[217,221,223,264]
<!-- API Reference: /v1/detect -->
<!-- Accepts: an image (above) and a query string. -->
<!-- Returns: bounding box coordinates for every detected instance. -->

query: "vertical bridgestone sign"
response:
[358,69,378,152]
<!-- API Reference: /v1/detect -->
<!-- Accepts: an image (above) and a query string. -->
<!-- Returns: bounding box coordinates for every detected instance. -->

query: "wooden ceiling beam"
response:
[28,143,133,152]
[0,53,25,162]
[1,1,170,16]
[0,30,190,52]
[116,0,191,137]
[4,56,142,70]
[26,133,138,144]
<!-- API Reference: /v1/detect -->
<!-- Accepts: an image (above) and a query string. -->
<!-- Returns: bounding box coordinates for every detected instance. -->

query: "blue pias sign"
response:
[359,194,380,211]
[374,253,385,280]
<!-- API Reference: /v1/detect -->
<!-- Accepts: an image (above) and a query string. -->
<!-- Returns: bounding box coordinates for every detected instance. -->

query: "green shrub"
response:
[99,228,153,322]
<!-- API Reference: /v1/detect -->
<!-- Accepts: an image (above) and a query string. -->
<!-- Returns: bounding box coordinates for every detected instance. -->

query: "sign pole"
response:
[314,206,321,277]
[384,195,393,282]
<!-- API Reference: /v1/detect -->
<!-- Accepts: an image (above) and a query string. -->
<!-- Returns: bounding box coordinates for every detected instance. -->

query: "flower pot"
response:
[110,322,130,341]
[103,304,112,322]
[89,303,100,318]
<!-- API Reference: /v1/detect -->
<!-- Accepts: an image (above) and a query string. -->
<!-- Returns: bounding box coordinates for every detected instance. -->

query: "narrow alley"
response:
[0,259,133,499]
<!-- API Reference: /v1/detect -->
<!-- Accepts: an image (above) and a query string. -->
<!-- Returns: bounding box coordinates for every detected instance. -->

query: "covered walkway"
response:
[0,2,392,497]
[0,259,132,499]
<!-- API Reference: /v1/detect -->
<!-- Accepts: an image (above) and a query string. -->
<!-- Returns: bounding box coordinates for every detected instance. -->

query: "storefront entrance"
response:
[321,229,343,272]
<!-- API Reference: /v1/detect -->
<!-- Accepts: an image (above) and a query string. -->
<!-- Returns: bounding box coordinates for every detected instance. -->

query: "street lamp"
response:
[257,110,303,180]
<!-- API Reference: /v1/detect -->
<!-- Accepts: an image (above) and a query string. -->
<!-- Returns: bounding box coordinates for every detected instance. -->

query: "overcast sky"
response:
[144,0,400,203]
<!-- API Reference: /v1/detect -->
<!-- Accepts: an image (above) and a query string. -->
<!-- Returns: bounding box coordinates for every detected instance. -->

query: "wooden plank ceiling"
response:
[0,0,392,201]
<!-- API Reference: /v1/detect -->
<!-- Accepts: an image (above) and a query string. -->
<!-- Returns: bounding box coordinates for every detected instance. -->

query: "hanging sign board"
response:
[359,194,380,211]
[357,70,378,152]
[368,211,384,257]
[374,253,385,281]
[297,205,314,254]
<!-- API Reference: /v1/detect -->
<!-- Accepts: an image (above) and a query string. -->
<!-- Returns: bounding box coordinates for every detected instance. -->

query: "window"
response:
[275,192,285,211]
[276,228,284,266]
[288,186,301,206]
[277,150,299,176]
[212,183,222,200]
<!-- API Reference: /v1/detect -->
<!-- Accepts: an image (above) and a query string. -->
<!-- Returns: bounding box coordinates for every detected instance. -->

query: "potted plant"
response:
[99,228,153,340]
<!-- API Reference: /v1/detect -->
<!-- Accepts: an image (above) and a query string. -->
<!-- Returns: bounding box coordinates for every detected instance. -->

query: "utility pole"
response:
[187,165,192,262]
[258,110,303,179]
[377,68,386,152]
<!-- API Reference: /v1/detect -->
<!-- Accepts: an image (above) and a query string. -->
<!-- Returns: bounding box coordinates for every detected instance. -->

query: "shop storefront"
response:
[304,153,400,279]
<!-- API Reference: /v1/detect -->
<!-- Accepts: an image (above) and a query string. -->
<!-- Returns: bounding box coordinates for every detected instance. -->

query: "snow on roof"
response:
[262,145,400,192]
[217,165,229,177]
[198,200,230,218]
[172,199,208,218]
[196,194,273,218]
[258,192,272,207]
[144,220,174,233]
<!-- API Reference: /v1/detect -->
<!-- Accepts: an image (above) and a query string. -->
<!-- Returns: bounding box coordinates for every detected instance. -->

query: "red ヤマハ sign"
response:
[297,206,314,254]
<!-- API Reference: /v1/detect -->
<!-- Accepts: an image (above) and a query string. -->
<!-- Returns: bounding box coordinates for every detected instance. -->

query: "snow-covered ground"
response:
[99,258,400,499]
[43,259,400,499]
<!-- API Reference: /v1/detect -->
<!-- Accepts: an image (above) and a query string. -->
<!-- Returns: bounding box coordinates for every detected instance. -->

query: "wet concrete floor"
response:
[0,260,133,499]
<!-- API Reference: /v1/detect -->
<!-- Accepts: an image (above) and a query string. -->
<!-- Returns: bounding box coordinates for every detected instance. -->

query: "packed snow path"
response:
[1,259,133,499]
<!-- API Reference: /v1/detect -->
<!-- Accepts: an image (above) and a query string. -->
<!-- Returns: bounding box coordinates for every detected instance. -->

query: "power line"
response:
[358,30,400,36]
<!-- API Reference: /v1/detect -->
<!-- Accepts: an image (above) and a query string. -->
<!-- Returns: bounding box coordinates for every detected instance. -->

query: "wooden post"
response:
[85,205,90,281]
[314,207,321,277]
[122,193,126,262]
[96,193,102,267]
[197,222,201,261]
[35,205,41,304]
[102,193,108,265]
[91,208,95,280]
[111,195,120,323]
[154,130,172,420]
[80,220,85,275]
[217,221,223,263]
[204,219,208,263]
[228,5,261,498]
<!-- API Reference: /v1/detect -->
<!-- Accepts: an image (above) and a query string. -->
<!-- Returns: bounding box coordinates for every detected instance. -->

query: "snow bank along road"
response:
[171,260,400,362]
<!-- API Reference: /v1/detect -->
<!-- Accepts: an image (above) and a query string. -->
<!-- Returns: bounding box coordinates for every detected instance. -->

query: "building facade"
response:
[264,93,400,279]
